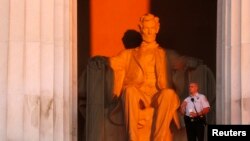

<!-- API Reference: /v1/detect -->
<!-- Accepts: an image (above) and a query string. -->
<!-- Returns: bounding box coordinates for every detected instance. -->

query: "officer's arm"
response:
[199,107,210,116]
[199,95,210,116]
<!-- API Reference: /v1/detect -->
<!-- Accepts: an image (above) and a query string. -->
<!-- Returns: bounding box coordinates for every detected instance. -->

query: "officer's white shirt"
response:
[184,93,210,117]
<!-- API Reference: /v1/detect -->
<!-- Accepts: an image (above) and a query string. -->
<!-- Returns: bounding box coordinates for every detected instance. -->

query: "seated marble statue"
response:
[109,13,181,141]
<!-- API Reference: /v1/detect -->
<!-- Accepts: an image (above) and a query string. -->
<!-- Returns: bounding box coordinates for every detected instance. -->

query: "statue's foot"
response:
[137,108,154,129]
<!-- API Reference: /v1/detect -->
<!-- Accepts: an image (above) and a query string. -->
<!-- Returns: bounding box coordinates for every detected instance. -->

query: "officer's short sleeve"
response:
[201,95,210,108]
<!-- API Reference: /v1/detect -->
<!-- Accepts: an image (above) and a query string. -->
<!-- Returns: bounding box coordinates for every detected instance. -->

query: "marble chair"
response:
[78,51,216,141]
[79,56,173,141]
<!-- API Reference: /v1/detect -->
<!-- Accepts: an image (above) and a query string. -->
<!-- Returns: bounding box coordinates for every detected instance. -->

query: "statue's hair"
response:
[139,13,160,28]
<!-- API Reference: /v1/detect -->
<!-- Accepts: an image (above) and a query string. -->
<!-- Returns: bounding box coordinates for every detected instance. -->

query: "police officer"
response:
[180,82,210,141]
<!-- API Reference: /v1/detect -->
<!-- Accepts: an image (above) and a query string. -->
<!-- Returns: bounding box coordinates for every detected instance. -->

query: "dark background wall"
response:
[77,0,90,78]
[77,1,90,141]
[151,0,217,74]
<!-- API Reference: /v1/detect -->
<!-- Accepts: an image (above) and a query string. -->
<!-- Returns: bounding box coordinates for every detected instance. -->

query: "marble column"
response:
[0,0,77,140]
[217,0,250,124]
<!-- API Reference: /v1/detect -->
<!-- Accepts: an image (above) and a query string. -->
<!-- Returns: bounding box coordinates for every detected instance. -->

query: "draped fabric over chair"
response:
[78,56,126,141]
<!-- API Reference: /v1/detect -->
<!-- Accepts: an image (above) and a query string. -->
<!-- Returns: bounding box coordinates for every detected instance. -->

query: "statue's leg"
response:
[151,89,180,141]
[122,86,141,141]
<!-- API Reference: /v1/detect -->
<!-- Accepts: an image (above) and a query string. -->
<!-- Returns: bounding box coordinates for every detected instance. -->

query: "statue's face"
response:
[141,20,159,43]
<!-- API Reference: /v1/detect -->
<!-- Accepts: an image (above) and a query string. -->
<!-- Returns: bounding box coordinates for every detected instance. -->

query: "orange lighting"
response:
[90,0,150,57]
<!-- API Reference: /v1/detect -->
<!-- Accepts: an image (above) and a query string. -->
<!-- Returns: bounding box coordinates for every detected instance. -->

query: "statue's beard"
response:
[142,35,156,43]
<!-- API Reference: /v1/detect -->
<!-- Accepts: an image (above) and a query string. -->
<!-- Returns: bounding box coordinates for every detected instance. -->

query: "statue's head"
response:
[138,13,160,43]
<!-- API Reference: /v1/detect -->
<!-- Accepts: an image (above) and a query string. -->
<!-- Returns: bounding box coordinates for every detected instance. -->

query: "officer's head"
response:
[189,82,199,95]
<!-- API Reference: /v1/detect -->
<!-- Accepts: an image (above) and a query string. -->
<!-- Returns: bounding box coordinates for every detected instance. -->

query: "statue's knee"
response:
[161,88,175,96]
[123,86,138,99]
[158,89,180,108]
[160,88,178,100]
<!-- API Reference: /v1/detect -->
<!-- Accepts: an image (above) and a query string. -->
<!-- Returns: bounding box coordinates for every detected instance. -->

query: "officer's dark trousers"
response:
[184,116,205,141]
